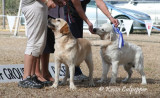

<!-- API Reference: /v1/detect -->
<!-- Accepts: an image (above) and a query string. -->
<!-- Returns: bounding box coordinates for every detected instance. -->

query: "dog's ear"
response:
[60,23,69,34]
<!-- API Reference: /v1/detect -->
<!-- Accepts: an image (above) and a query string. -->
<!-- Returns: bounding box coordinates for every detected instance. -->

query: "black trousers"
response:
[43,15,55,54]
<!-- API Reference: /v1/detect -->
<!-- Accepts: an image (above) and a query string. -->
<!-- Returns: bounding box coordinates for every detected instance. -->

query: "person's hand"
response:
[46,0,56,8]
[87,21,94,34]
[109,17,119,27]
[53,0,68,7]
[56,0,68,6]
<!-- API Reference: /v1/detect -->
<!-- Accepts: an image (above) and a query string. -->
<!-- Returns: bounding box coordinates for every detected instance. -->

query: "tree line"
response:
[0,0,130,15]
[0,0,20,15]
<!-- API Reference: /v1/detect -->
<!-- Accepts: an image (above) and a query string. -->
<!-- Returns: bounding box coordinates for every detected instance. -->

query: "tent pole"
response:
[14,0,22,36]
[2,0,5,29]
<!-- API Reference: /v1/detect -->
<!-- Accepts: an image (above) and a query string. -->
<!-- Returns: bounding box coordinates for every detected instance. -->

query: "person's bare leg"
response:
[34,56,47,82]
[41,53,54,81]
[31,58,37,76]
[23,54,35,79]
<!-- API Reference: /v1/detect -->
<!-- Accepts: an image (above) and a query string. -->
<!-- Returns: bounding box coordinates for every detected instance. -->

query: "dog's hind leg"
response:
[135,54,147,84]
[110,61,119,84]
[85,53,95,86]
[136,63,147,85]
[122,64,133,83]
[138,69,147,85]
[51,60,61,88]
[69,64,77,90]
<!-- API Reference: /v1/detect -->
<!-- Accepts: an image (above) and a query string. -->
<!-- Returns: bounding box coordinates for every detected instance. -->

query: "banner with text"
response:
[0,63,65,83]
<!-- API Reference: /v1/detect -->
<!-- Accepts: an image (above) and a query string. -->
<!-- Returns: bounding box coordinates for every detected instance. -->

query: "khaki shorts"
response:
[22,1,48,57]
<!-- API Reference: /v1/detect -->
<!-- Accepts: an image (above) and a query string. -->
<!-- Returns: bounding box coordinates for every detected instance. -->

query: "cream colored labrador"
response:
[48,18,95,90]
[93,23,147,85]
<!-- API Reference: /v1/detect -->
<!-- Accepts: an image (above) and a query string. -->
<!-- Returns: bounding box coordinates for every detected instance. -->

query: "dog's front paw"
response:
[50,83,58,88]
[70,84,77,90]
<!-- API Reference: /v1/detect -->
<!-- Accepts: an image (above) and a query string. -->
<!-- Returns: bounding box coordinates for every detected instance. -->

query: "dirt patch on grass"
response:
[0,32,160,98]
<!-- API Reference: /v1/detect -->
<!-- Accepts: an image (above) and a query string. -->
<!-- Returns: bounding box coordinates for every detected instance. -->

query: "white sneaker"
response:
[74,74,88,81]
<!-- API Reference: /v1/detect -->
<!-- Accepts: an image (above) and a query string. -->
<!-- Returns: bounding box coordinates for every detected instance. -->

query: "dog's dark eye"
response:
[57,19,61,22]
[102,29,105,31]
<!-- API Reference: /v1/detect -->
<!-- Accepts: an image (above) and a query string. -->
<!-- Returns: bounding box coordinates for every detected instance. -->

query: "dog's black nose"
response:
[48,15,56,19]
[48,17,55,22]
[93,28,97,32]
